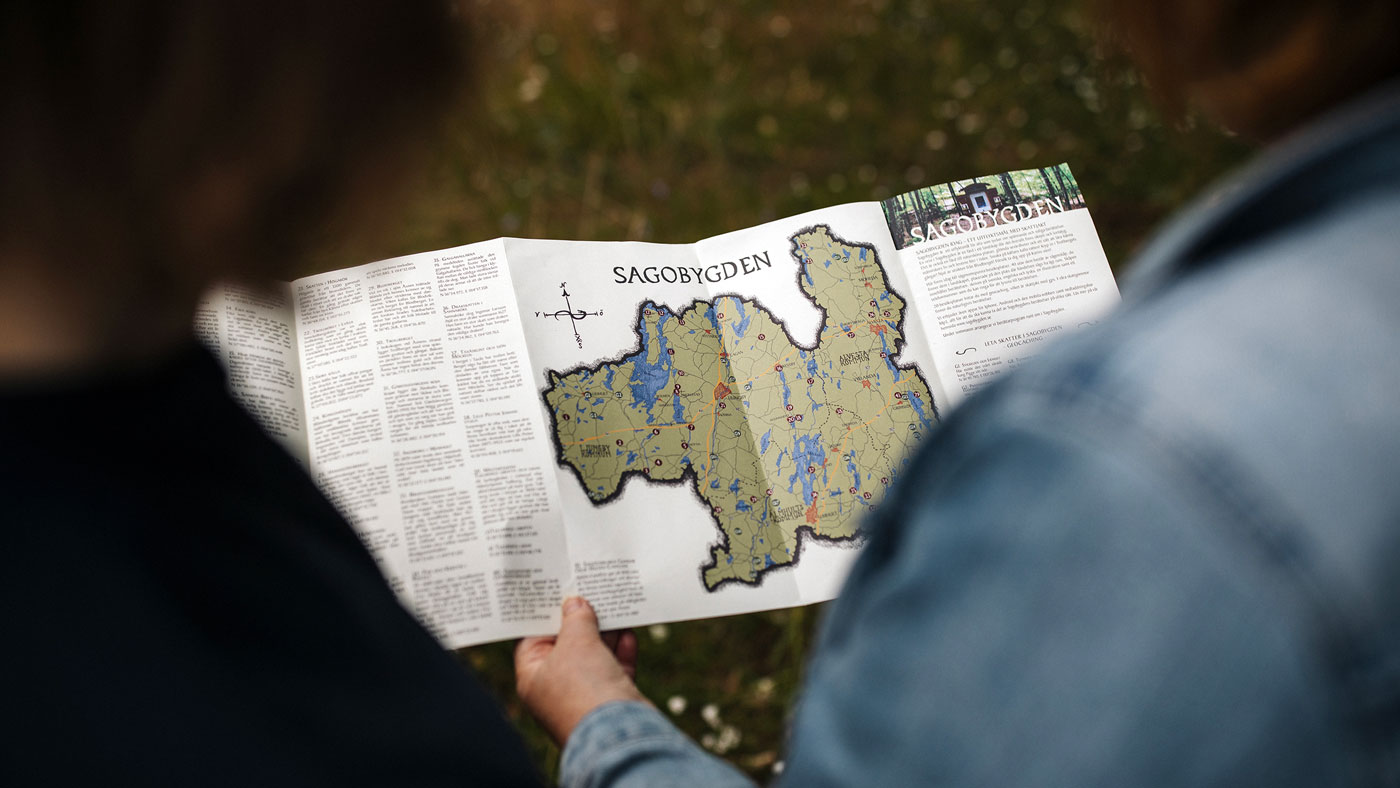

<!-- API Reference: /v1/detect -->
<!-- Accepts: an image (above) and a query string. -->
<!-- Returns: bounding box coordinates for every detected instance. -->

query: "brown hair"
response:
[1099,0,1400,138]
[0,2,468,283]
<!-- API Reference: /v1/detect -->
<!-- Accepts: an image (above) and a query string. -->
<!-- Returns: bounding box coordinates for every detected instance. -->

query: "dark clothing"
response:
[0,347,539,786]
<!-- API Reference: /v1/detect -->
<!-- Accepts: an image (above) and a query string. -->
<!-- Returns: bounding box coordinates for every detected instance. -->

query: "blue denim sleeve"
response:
[560,701,756,788]
[560,375,1361,787]
[774,378,1353,786]
[561,401,1361,786]
[559,392,1350,787]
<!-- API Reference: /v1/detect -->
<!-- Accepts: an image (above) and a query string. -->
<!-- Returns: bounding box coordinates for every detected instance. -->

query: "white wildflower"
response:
[714,725,742,754]
[700,703,721,728]
[753,677,776,702]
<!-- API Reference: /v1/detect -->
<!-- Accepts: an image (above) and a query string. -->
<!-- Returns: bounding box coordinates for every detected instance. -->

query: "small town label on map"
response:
[544,226,935,590]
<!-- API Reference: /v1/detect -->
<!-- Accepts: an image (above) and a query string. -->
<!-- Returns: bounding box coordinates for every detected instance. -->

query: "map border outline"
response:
[539,223,938,592]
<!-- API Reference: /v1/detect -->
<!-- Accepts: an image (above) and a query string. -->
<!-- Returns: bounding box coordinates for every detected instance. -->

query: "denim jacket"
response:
[560,82,1400,787]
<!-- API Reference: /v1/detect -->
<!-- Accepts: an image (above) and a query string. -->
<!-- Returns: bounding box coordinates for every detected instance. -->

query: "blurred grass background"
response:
[319,0,1253,781]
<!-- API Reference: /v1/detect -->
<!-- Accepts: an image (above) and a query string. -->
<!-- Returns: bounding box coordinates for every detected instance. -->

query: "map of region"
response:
[543,226,935,590]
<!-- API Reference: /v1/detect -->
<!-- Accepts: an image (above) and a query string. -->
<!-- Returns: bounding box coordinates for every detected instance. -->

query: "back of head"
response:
[0,1,466,289]
[1102,0,1400,139]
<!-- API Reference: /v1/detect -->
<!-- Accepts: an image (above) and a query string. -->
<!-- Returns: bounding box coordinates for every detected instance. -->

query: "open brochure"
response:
[197,163,1119,647]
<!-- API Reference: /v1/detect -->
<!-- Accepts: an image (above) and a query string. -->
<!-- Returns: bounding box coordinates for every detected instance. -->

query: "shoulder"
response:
[798,95,1400,785]
[828,180,1400,784]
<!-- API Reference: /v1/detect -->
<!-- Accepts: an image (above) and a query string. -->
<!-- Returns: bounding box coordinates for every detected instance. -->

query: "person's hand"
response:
[515,596,648,746]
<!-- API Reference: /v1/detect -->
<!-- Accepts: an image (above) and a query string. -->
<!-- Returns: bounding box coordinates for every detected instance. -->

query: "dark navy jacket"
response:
[0,348,540,786]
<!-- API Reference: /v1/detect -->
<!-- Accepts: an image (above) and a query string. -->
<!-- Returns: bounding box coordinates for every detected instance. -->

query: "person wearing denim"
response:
[522,75,1400,788]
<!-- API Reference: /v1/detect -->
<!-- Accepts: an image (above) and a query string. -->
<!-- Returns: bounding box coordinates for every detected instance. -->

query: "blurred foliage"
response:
[321,0,1254,781]
[317,0,1252,276]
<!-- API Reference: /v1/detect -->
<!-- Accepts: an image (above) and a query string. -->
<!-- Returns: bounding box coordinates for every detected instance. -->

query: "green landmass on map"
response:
[543,225,935,590]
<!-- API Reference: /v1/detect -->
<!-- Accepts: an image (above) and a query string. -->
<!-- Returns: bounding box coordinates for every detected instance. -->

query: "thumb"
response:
[556,596,602,646]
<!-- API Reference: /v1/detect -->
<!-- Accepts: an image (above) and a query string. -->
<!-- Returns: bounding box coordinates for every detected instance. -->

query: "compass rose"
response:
[534,282,603,349]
